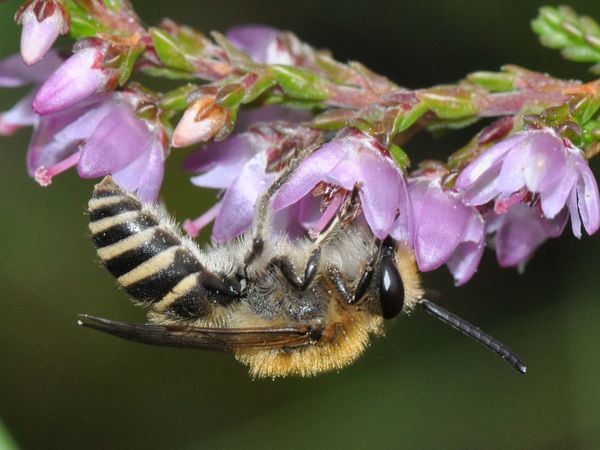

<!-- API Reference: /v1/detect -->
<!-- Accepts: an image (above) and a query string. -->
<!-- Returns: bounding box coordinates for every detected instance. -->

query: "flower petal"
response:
[78,103,152,177]
[326,151,401,239]
[33,48,107,115]
[187,134,260,189]
[568,187,582,238]
[522,131,566,194]
[0,90,37,135]
[574,155,600,235]
[540,164,577,219]
[413,184,471,271]
[455,133,527,189]
[272,140,346,211]
[459,164,502,206]
[494,204,547,267]
[20,8,62,66]
[0,51,62,87]
[227,25,292,65]
[446,240,484,286]
[26,100,97,175]
[447,211,485,285]
[212,152,277,242]
[495,145,528,194]
[112,141,165,202]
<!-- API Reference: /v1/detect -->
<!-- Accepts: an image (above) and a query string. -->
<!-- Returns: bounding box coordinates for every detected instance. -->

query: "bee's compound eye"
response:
[379,256,405,319]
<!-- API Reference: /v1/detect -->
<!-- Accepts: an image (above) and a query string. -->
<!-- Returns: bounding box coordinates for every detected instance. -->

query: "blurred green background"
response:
[1,1,600,449]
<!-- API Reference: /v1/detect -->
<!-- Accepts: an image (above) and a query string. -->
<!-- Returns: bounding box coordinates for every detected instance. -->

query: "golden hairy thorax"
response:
[237,246,422,378]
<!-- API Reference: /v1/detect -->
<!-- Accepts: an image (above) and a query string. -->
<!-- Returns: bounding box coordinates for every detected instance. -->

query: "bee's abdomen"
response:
[88,178,207,312]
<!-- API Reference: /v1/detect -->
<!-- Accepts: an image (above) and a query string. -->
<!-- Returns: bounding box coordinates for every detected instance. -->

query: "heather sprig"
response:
[2,1,600,284]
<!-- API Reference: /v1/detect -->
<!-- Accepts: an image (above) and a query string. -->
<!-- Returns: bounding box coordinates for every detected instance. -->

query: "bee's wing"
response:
[78,314,320,351]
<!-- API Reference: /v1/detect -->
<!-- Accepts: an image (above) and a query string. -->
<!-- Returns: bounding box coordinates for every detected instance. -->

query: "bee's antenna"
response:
[417,299,527,375]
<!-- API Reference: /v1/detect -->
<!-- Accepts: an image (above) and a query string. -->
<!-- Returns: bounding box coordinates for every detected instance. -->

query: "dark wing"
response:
[78,314,321,351]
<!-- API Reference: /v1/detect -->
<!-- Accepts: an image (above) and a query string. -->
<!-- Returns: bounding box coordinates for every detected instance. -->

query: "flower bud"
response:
[33,41,116,115]
[171,95,227,147]
[15,0,70,66]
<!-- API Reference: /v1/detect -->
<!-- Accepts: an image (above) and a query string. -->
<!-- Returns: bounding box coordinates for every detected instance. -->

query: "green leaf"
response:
[0,420,19,450]
[270,66,329,101]
[467,71,516,92]
[313,109,356,130]
[64,0,109,38]
[393,102,429,134]
[575,96,600,124]
[116,45,144,86]
[389,144,411,170]
[141,66,197,80]
[216,83,245,109]
[103,0,123,12]
[532,6,600,72]
[241,73,277,104]
[418,87,478,120]
[150,28,196,72]
[160,84,198,111]
[211,32,255,70]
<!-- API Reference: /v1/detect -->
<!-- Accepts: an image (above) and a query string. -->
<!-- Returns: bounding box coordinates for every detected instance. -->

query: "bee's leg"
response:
[327,237,380,304]
[244,143,321,266]
[270,186,361,291]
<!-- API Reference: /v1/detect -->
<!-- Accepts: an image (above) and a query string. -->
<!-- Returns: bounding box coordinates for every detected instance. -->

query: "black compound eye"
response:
[379,240,405,319]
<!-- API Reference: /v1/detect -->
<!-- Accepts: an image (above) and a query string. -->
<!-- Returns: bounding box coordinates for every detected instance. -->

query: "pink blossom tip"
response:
[34,166,52,186]
[17,0,70,66]
[32,47,108,115]
[182,220,201,238]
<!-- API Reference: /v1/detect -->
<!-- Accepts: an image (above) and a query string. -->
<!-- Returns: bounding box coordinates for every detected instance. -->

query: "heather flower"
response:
[0,51,62,135]
[456,128,600,238]
[406,167,485,285]
[29,94,166,201]
[182,133,272,240]
[15,0,70,66]
[486,203,568,268]
[182,106,314,240]
[226,25,293,65]
[33,40,117,115]
[273,128,411,240]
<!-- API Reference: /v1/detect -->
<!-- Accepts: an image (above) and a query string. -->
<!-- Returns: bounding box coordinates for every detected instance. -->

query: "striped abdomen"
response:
[88,177,233,319]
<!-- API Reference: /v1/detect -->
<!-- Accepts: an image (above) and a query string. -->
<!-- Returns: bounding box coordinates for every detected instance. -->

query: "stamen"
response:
[309,193,343,239]
[183,201,222,237]
[494,188,527,214]
[34,151,81,186]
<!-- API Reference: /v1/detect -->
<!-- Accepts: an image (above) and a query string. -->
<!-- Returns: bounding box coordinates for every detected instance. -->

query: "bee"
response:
[80,164,526,377]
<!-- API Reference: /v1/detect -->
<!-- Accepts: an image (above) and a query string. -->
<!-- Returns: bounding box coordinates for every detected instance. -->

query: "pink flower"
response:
[15,0,70,66]
[486,203,567,268]
[273,128,411,240]
[182,106,314,240]
[456,128,600,238]
[33,40,117,115]
[29,94,166,202]
[407,167,485,285]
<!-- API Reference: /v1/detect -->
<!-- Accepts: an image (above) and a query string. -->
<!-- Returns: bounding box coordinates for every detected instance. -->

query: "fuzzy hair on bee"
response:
[81,173,527,378]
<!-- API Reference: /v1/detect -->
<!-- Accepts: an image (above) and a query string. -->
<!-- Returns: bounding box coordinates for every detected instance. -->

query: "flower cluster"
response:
[2,1,600,286]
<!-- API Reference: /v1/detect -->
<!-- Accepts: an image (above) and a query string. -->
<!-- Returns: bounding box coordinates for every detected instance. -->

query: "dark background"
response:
[1,1,600,449]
